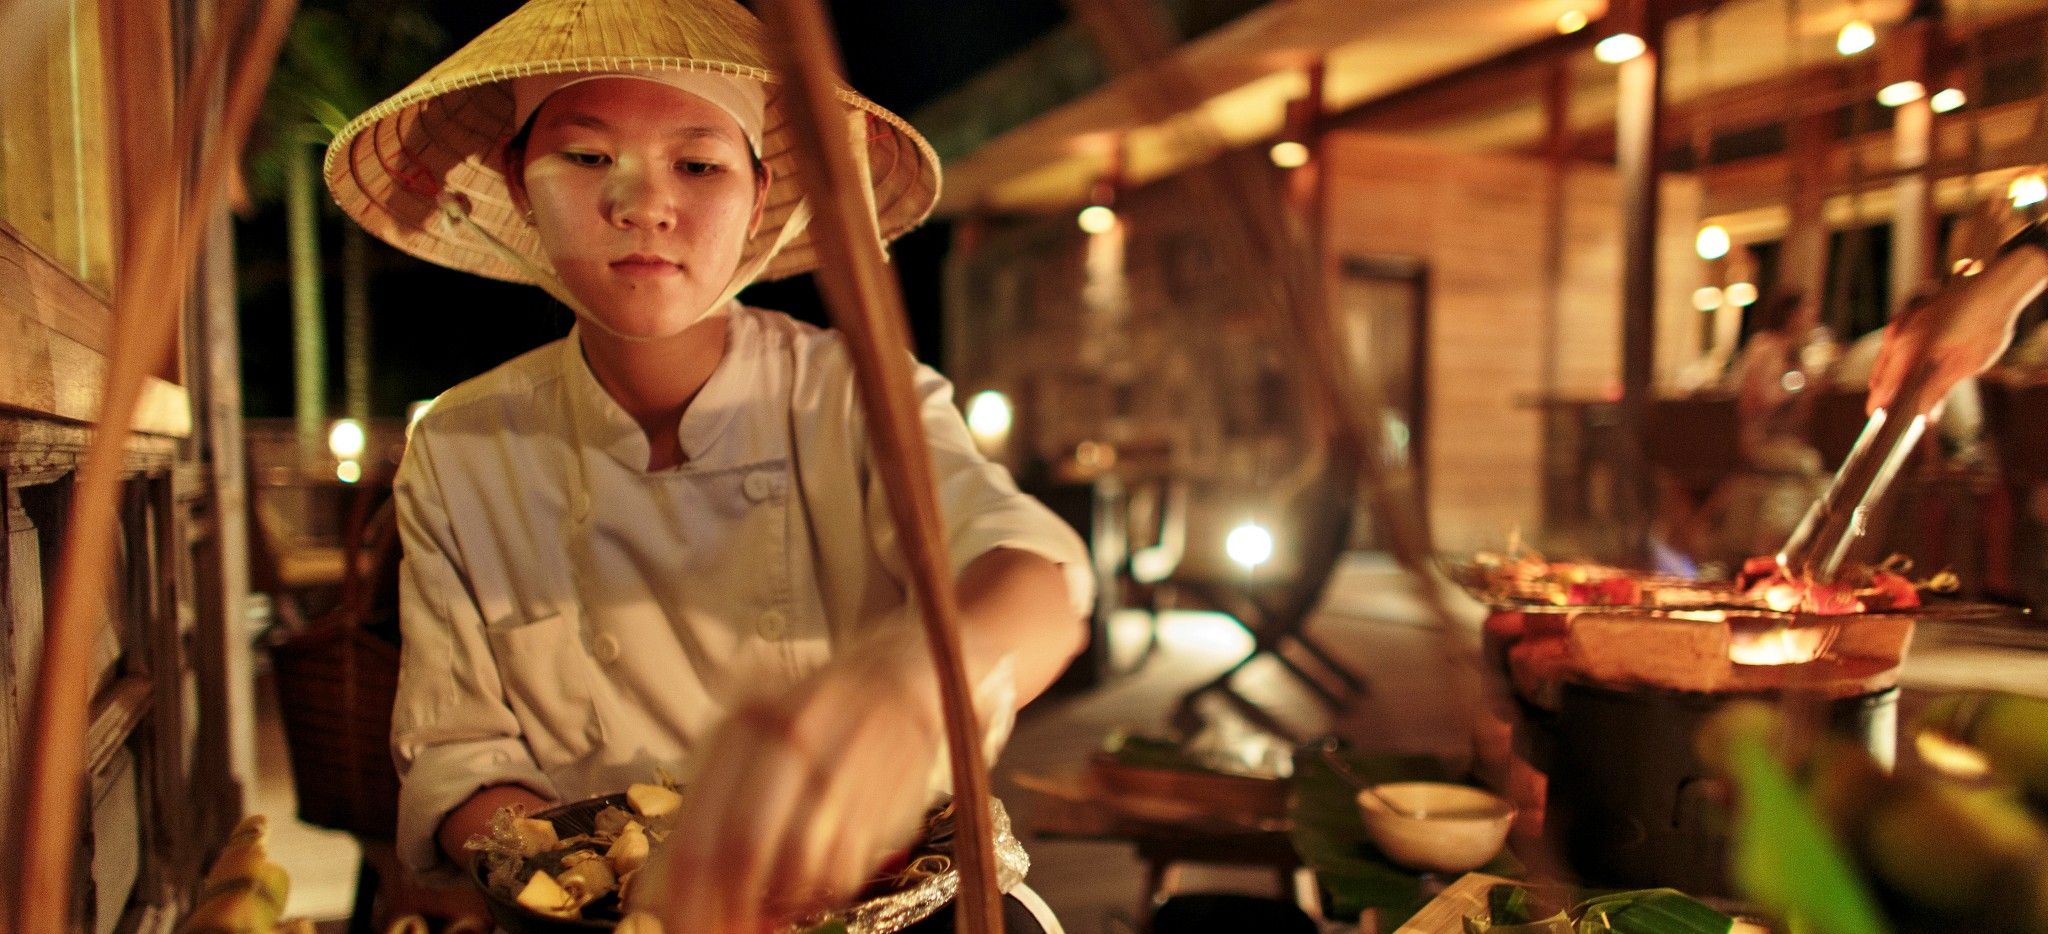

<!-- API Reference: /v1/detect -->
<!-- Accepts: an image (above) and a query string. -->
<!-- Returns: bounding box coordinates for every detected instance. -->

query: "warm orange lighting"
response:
[2010,173,2047,208]
[1930,88,1966,113]
[1692,286,1725,311]
[1556,9,1588,33]
[1269,140,1311,169]
[1836,18,1876,56]
[1726,282,1759,307]
[1077,204,1117,234]
[1594,32,1646,64]
[1695,224,1731,260]
[1877,80,1926,108]
[1730,624,1830,665]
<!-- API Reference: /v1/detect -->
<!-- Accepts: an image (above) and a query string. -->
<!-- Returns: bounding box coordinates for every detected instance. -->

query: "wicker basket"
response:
[271,623,402,839]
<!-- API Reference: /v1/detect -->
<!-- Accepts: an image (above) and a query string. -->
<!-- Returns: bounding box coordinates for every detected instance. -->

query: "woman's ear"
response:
[501,140,534,218]
[747,160,772,239]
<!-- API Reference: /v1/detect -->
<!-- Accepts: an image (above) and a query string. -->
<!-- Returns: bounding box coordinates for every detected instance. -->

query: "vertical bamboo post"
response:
[757,3,1003,932]
[5,4,293,933]
[1615,22,1665,568]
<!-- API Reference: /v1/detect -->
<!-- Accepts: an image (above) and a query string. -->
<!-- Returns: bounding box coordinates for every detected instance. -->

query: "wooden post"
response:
[1615,21,1666,566]
[5,4,292,932]
[758,3,1003,932]
[1540,59,1572,405]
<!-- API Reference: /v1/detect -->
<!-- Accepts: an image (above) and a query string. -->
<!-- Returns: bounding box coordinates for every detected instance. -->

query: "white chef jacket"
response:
[390,302,1092,875]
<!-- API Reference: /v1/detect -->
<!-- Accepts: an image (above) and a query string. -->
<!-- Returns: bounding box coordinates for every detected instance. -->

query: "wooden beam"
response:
[1615,31,1666,566]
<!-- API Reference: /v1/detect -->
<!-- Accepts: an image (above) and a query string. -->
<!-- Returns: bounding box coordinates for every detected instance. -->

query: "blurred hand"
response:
[631,633,1007,933]
[1869,247,2048,415]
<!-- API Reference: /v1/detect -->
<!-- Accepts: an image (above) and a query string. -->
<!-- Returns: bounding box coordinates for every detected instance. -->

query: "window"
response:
[0,0,114,291]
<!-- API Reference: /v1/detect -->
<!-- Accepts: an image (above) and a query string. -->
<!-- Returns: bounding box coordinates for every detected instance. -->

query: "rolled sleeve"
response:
[391,433,558,876]
[909,363,1095,619]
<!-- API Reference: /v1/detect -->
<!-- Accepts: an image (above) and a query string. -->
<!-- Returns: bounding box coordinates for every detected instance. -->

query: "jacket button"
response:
[756,609,788,639]
[592,633,621,663]
[743,472,776,502]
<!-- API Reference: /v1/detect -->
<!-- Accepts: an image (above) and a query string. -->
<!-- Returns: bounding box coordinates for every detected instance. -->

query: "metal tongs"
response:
[1778,364,1935,582]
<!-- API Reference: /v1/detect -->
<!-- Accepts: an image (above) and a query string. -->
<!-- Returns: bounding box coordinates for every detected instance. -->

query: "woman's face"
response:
[515,78,766,340]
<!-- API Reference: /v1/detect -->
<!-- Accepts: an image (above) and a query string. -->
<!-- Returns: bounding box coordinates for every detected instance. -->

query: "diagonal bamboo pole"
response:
[757,3,1002,932]
[6,3,295,933]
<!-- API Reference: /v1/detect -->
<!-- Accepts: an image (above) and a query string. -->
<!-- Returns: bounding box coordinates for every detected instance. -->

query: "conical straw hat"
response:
[323,0,940,285]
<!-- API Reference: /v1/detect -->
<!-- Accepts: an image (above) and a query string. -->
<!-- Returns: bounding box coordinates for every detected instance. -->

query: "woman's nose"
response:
[606,163,676,232]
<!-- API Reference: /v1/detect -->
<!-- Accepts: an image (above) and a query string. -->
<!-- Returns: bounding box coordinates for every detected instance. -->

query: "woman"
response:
[323,1,1091,930]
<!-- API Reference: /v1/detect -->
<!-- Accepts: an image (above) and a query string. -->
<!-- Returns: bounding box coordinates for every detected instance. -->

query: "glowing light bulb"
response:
[1877,80,1925,108]
[1268,140,1310,169]
[1692,286,1725,311]
[2009,173,2047,209]
[1695,224,1731,260]
[1726,281,1759,307]
[1836,18,1875,56]
[1556,9,1588,34]
[1226,522,1275,570]
[1594,32,1646,64]
[1930,88,1966,113]
[965,390,1013,445]
[336,459,362,484]
[327,418,366,461]
[1077,204,1117,234]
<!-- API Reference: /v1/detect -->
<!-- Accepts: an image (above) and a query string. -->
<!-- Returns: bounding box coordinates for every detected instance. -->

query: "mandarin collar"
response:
[562,302,752,472]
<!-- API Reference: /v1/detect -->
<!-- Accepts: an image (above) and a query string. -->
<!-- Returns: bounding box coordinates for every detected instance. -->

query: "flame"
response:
[1760,583,1803,613]
[1729,625,1831,665]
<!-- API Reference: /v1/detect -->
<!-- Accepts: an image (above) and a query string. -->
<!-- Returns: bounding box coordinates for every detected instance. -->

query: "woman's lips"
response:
[609,255,680,276]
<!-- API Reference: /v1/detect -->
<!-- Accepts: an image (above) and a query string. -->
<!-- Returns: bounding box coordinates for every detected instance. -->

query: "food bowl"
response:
[1355,782,1515,874]
[474,793,1031,934]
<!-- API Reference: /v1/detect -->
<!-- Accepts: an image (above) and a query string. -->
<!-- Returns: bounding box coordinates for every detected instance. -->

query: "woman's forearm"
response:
[954,547,1088,709]
[437,784,553,869]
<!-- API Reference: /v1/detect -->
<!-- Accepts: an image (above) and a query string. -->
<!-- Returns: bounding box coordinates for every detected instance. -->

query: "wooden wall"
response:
[1319,131,1702,551]
[0,1,246,931]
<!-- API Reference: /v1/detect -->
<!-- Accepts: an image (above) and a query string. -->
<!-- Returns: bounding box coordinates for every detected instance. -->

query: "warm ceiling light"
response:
[2011,173,2047,209]
[1692,286,1725,311]
[1953,257,1985,277]
[1269,140,1311,169]
[1877,80,1925,108]
[1695,224,1732,260]
[1726,281,1760,307]
[1836,18,1876,56]
[1556,9,1588,34]
[1594,32,1647,64]
[327,418,367,461]
[1930,88,1967,113]
[1077,204,1117,234]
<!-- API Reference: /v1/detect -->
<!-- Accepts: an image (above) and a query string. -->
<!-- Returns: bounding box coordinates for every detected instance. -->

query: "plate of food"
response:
[469,783,1029,934]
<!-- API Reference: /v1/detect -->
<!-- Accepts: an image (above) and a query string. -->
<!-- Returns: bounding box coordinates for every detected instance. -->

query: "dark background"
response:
[235,0,1066,418]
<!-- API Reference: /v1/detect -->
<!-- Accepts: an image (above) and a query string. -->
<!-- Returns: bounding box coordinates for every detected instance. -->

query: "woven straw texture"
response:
[323,0,940,284]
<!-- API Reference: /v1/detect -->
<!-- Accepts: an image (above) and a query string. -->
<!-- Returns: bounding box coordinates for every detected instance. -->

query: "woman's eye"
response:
[562,151,610,167]
[677,160,723,176]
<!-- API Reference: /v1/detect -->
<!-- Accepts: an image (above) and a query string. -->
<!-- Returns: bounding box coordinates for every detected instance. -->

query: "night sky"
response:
[235,0,1066,418]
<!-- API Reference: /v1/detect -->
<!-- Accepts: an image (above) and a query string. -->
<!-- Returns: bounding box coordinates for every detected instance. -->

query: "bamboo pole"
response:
[757,3,1003,932]
[6,3,294,933]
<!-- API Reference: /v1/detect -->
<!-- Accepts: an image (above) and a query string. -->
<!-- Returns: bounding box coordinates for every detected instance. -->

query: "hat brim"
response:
[324,55,940,285]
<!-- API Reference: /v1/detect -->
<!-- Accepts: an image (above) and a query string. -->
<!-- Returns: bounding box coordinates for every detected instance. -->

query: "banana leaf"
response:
[1289,743,1521,931]
[1723,719,1887,934]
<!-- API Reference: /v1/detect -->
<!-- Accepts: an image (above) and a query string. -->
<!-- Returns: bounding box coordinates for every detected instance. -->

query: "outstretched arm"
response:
[1869,230,2048,415]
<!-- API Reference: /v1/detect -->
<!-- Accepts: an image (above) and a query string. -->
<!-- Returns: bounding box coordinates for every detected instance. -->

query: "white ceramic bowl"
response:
[1355,781,1516,874]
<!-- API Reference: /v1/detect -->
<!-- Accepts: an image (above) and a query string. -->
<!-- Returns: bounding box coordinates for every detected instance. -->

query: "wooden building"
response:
[2,1,252,930]
[923,0,2048,569]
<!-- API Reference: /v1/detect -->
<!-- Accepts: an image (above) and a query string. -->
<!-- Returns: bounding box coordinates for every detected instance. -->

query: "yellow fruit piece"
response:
[515,871,578,918]
[627,783,682,818]
[512,817,559,856]
[558,858,617,902]
[608,822,650,875]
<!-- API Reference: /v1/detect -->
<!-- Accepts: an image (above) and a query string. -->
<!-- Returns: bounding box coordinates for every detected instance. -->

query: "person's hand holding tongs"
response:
[1783,221,2048,582]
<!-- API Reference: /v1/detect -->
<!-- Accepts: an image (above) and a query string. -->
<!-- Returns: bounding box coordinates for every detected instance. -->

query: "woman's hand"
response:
[1869,246,2048,415]
[631,636,967,933]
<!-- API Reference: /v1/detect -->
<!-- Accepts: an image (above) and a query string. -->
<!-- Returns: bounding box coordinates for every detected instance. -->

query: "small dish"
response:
[1355,781,1515,874]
